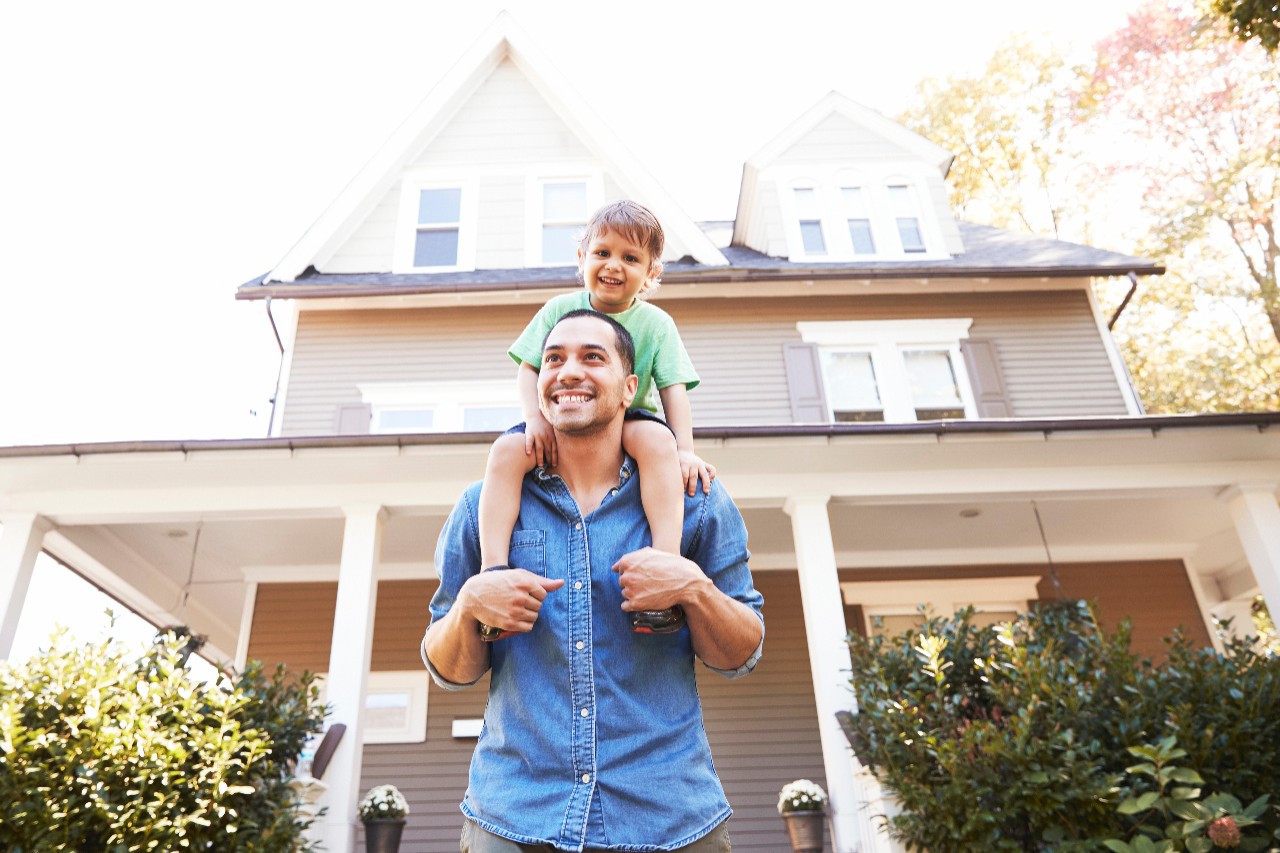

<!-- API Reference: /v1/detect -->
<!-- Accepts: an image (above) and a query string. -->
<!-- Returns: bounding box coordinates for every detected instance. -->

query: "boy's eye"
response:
[624,254,640,264]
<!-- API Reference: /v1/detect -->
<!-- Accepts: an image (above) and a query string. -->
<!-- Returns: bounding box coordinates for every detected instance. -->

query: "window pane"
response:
[418,188,461,225]
[378,409,434,432]
[834,409,885,422]
[542,225,579,265]
[848,219,876,254]
[414,228,459,267]
[793,187,821,218]
[897,217,925,252]
[543,182,588,221]
[824,351,881,415]
[799,221,826,254]
[463,405,522,432]
[887,185,914,215]
[915,407,965,421]
[904,351,961,409]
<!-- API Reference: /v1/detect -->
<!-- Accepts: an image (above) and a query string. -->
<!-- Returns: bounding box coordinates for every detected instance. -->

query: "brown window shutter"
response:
[336,403,372,435]
[960,339,1012,418]
[783,342,830,423]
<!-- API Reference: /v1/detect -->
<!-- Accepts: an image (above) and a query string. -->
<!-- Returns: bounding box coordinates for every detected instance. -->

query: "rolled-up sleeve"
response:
[423,485,486,690]
[690,481,765,678]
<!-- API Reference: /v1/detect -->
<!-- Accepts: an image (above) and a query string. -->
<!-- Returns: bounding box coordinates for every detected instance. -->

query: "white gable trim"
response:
[266,12,724,283]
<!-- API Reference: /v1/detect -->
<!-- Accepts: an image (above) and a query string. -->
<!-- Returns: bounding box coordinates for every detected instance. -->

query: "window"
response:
[541,181,589,265]
[395,177,477,272]
[315,671,430,744]
[793,187,826,256]
[797,319,976,423]
[414,188,461,267]
[842,577,1041,638]
[361,381,521,434]
[888,184,926,253]
[841,186,876,255]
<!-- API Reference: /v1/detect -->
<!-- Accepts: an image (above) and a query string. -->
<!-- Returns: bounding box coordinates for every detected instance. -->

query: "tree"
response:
[1088,0,1280,347]
[899,36,1093,242]
[1212,0,1280,52]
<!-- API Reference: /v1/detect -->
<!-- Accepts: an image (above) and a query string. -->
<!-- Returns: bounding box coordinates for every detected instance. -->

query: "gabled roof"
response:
[262,12,726,284]
[744,91,954,174]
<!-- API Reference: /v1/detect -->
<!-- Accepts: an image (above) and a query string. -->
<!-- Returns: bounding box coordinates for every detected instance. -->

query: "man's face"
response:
[538,315,638,435]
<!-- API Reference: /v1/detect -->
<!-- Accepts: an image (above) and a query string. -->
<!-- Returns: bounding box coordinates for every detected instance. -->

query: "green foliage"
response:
[845,602,1280,852]
[0,628,326,851]
[1212,0,1280,52]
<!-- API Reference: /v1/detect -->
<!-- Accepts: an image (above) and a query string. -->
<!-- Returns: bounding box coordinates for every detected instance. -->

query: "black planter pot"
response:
[363,818,406,853]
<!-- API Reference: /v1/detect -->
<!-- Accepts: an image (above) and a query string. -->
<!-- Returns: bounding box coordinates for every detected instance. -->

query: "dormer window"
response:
[793,187,827,256]
[887,183,926,253]
[394,176,477,272]
[841,186,876,255]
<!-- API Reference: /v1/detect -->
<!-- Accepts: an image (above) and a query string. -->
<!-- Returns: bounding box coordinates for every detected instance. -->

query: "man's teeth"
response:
[558,393,590,403]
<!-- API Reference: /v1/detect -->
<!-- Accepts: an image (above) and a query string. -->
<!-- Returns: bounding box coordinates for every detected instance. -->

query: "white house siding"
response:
[922,172,965,255]
[777,112,905,163]
[277,287,1125,436]
[475,174,527,269]
[322,181,402,273]
[413,58,594,167]
[753,180,790,260]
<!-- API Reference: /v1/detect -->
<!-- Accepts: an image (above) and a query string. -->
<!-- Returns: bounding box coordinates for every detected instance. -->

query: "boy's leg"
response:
[622,417,682,554]
[478,432,537,569]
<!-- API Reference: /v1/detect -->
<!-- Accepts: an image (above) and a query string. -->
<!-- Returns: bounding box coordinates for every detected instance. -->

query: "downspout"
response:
[264,296,286,437]
[1108,271,1140,329]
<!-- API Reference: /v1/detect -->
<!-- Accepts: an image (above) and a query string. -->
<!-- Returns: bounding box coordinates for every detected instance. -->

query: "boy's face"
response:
[577,227,658,314]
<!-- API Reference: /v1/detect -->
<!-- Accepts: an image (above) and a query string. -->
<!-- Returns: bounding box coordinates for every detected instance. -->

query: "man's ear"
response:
[621,374,639,409]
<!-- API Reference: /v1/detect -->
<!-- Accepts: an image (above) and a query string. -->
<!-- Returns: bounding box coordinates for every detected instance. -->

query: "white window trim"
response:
[797,319,977,422]
[768,164,949,263]
[360,380,520,434]
[524,172,604,267]
[315,670,430,745]
[841,576,1043,635]
[393,177,479,273]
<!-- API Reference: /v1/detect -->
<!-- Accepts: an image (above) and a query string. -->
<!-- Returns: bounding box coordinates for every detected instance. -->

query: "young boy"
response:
[477,200,715,633]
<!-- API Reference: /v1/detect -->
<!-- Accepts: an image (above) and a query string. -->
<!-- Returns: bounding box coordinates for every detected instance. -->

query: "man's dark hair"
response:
[543,308,636,374]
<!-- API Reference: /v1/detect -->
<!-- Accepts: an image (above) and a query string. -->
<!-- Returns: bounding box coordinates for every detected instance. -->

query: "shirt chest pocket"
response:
[508,529,546,577]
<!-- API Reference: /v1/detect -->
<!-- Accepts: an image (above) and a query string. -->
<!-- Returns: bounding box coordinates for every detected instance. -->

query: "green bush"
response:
[843,601,1280,852]
[0,627,326,851]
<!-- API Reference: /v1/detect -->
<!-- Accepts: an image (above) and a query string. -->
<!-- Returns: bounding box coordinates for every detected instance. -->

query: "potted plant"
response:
[777,779,828,853]
[358,784,409,853]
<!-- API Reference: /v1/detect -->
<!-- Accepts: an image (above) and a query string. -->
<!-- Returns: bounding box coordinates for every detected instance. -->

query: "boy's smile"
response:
[578,227,659,314]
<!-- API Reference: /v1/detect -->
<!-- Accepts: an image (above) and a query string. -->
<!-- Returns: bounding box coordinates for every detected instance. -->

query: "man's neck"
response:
[546,427,626,517]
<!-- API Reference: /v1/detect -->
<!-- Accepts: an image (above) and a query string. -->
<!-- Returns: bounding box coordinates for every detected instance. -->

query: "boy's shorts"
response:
[504,409,673,436]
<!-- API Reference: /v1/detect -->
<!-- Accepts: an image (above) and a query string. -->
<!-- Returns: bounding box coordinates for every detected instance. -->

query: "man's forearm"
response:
[422,605,491,686]
[682,576,763,671]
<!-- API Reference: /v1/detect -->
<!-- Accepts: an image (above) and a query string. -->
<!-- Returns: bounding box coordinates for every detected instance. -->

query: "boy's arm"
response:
[660,383,715,495]
[517,362,557,468]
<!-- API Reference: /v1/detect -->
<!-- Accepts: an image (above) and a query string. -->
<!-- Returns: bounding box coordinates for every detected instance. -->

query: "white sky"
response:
[1,0,1149,658]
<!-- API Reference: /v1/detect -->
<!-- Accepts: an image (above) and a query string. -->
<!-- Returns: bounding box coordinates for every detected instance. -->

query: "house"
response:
[2,12,1279,853]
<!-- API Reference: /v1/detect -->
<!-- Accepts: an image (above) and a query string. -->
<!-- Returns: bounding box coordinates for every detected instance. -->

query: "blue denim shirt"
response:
[425,460,764,852]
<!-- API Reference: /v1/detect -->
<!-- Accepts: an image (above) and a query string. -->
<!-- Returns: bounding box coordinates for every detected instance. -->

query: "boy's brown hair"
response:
[578,200,665,291]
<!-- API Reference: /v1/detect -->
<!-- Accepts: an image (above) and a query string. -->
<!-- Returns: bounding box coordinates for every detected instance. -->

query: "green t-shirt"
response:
[508,292,699,414]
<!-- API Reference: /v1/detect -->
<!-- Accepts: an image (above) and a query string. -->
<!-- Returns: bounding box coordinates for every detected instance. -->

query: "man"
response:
[422,309,764,853]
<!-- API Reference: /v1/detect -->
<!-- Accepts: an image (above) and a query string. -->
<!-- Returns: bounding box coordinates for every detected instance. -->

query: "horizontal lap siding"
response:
[248,573,831,852]
[324,185,400,273]
[778,113,904,162]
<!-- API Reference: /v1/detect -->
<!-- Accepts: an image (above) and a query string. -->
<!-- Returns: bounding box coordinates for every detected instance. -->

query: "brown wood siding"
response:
[281,289,1126,436]
[248,573,831,852]
[839,560,1210,660]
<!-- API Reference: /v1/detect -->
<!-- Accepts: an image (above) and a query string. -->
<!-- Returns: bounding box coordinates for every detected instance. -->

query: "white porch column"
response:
[317,506,386,853]
[784,495,878,853]
[0,514,52,660]
[1223,484,1280,627]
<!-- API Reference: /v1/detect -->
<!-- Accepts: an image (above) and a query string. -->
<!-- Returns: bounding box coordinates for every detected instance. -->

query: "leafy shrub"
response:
[843,601,1280,852]
[0,628,326,851]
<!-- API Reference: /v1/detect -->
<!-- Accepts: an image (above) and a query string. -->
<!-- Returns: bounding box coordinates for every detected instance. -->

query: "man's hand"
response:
[678,450,716,496]
[524,413,558,468]
[460,568,565,636]
[612,547,708,613]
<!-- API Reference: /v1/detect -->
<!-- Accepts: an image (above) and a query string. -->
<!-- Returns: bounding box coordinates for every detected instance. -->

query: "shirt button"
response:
[582,773,591,783]
[574,581,583,590]
[580,707,589,717]
[575,522,582,530]
[576,640,584,650]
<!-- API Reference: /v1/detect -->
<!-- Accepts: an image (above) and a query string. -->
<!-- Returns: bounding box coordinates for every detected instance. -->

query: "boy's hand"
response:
[679,450,716,496]
[524,414,558,468]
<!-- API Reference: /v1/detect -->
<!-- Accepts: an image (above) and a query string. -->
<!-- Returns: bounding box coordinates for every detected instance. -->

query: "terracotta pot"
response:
[363,818,406,853]
[782,809,826,853]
